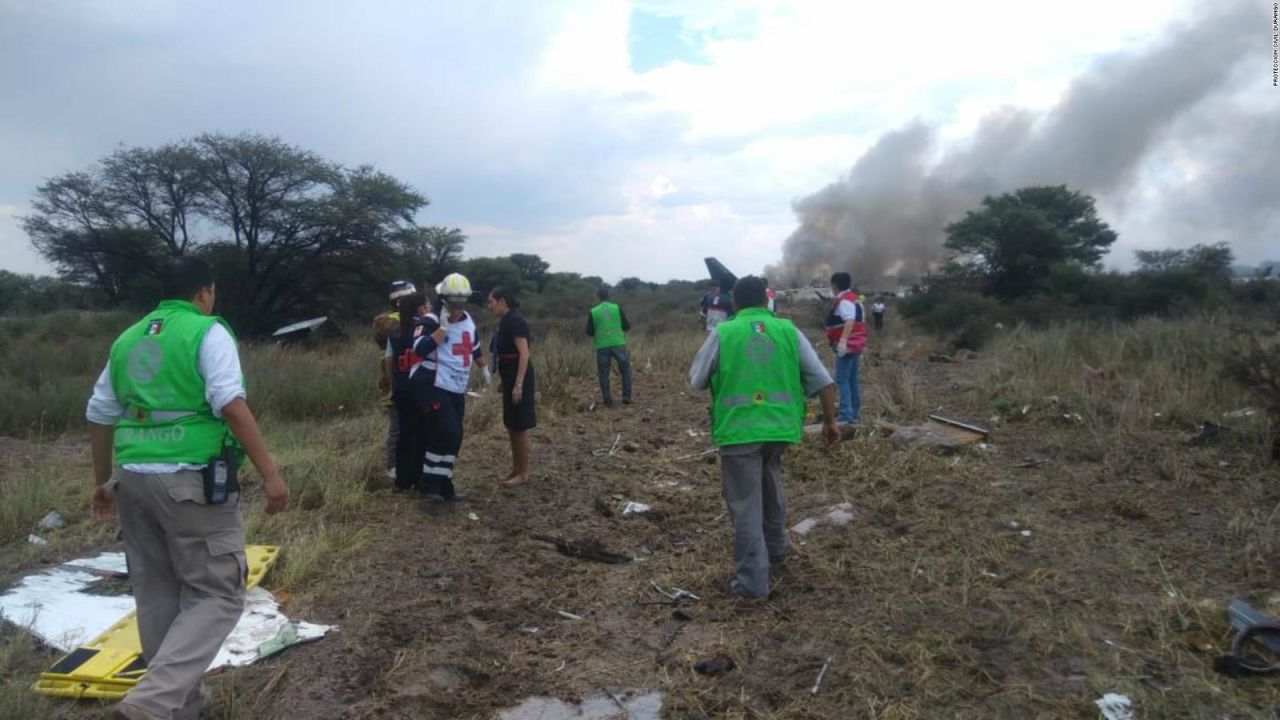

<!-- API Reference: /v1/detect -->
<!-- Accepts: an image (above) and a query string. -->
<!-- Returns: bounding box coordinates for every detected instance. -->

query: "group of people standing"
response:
[81,257,881,718]
[375,274,537,502]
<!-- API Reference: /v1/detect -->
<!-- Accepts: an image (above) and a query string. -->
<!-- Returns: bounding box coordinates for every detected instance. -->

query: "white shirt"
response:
[835,299,863,322]
[872,302,885,313]
[86,322,246,473]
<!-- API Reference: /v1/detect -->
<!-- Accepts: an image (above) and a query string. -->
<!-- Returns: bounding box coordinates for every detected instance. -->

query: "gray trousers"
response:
[384,404,399,471]
[595,346,633,403]
[112,469,246,719]
[719,443,789,598]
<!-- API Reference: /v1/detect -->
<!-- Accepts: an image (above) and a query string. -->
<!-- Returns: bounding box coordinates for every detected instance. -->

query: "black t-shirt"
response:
[492,311,531,356]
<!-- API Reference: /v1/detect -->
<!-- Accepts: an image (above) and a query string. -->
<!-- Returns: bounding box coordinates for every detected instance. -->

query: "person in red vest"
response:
[824,272,868,423]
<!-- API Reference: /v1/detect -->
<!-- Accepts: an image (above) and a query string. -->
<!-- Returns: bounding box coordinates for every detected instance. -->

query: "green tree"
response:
[508,253,551,291]
[944,185,1117,301]
[397,226,466,283]
[461,257,524,296]
[23,133,427,334]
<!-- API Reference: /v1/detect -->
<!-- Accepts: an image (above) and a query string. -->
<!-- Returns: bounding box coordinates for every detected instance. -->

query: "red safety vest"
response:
[824,290,867,354]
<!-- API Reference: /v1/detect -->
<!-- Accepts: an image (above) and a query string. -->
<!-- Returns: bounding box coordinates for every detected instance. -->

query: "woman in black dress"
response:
[486,285,535,485]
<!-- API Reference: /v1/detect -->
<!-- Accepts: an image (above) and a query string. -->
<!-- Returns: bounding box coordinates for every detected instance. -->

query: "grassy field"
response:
[1,298,1277,719]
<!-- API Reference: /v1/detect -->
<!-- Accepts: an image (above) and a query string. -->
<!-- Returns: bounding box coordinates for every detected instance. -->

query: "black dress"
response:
[491,310,536,430]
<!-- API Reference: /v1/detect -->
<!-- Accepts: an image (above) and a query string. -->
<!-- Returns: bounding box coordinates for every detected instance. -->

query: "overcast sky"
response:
[1,0,1275,282]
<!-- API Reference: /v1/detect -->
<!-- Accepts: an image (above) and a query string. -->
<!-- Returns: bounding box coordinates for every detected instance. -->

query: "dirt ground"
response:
[10,327,1280,719]
[214,333,1279,719]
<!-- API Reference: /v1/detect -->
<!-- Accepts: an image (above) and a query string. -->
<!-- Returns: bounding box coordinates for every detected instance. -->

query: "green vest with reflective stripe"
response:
[108,300,233,464]
[591,301,626,350]
[711,307,806,446]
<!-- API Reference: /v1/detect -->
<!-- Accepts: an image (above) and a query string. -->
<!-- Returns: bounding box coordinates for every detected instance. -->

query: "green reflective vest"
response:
[590,301,626,350]
[108,300,234,464]
[710,307,806,446]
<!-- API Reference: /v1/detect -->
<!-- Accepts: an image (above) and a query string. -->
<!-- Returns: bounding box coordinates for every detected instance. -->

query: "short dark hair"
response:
[830,272,852,291]
[162,256,215,300]
[596,286,610,300]
[489,285,520,309]
[731,275,767,310]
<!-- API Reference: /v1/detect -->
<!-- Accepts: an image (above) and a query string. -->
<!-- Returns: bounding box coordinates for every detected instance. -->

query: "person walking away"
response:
[86,256,288,720]
[689,276,838,599]
[405,273,486,503]
[385,290,431,492]
[699,278,731,333]
[487,285,536,486]
[586,286,633,406]
[824,272,867,424]
[374,280,418,482]
[872,298,886,332]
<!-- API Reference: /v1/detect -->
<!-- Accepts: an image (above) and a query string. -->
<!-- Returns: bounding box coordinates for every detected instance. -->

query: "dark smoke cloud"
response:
[772,0,1264,287]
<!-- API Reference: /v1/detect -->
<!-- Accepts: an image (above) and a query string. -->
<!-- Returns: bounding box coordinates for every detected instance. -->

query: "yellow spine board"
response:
[33,545,280,700]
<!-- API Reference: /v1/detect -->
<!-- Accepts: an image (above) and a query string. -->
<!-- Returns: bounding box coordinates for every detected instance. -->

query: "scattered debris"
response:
[498,691,664,720]
[877,415,988,451]
[621,501,652,516]
[468,512,479,521]
[531,534,632,564]
[1217,598,1280,676]
[555,609,584,621]
[928,353,954,363]
[270,316,336,343]
[520,626,539,634]
[622,442,640,453]
[37,511,65,531]
[1187,421,1225,446]
[693,653,735,676]
[810,657,832,696]
[791,503,856,536]
[1094,692,1135,720]
[650,580,701,603]
[1020,530,1032,538]
[1014,457,1049,469]
[674,448,718,461]
[0,551,331,671]
[27,534,48,546]
[672,608,694,621]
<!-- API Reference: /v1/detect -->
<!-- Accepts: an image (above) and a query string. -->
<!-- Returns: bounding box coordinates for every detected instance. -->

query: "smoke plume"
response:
[772,1,1269,288]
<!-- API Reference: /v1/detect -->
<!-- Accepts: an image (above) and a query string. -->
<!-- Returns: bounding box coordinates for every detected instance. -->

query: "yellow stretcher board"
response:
[33,545,280,700]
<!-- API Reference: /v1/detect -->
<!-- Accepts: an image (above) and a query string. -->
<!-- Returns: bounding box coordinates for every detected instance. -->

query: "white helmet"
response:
[435,273,472,302]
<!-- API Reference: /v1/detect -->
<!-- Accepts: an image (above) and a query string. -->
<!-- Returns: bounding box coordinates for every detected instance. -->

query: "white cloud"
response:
[4,0,1266,285]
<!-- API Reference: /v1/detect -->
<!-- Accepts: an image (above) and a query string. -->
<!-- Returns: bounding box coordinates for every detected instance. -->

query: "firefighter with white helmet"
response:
[404,272,486,502]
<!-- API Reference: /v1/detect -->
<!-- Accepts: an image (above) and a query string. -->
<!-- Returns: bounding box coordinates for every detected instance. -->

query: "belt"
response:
[497,353,519,360]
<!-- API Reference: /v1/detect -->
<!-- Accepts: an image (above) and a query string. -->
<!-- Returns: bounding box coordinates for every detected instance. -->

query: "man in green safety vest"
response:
[689,275,839,599]
[86,257,288,720]
[586,286,634,406]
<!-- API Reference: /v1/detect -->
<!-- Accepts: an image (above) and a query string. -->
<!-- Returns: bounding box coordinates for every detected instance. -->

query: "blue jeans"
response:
[835,353,861,423]
[595,346,633,404]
